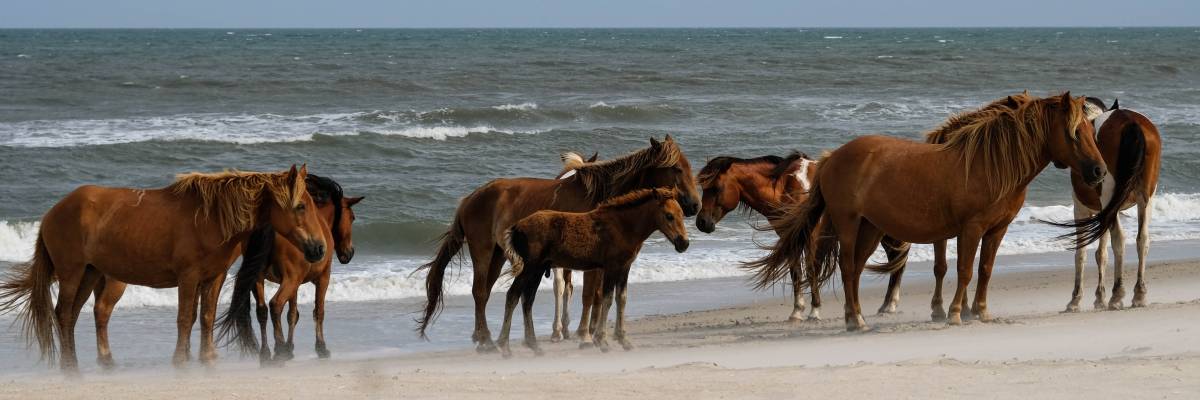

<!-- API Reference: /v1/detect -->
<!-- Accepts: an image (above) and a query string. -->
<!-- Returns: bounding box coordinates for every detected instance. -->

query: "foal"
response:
[497,188,689,357]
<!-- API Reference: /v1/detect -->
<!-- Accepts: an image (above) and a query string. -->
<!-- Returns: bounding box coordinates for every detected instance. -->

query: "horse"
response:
[745,92,1109,331]
[695,151,911,321]
[216,174,363,363]
[415,135,700,353]
[0,165,326,372]
[497,188,689,357]
[1056,98,1162,312]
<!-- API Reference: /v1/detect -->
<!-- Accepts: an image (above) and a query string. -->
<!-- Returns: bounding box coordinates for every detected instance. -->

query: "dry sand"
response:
[3,259,1200,399]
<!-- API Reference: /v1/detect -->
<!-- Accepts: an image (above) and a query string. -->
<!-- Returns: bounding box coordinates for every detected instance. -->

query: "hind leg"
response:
[57,266,100,372]
[468,244,503,353]
[1067,198,1092,312]
[314,273,332,358]
[1107,218,1127,310]
[94,277,126,370]
[576,270,601,348]
[591,269,619,352]
[787,264,807,321]
[877,237,906,315]
[496,273,526,359]
[254,278,271,363]
[930,240,949,321]
[1093,222,1110,310]
[1132,200,1152,307]
[612,267,635,351]
[846,223,883,330]
[520,268,544,356]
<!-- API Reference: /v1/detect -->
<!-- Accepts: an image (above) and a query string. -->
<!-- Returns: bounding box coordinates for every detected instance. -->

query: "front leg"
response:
[551,268,568,342]
[314,273,331,359]
[94,278,127,370]
[613,272,634,351]
[970,225,1008,322]
[1107,217,1126,310]
[198,274,227,367]
[947,230,982,326]
[787,264,807,321]
[877,238,907,315]
[270,274,302,362]
[591,272,618,353]
[519,270,544,356]
[285,297,299,354]
[930,240,949,321]
[173,280,200,367]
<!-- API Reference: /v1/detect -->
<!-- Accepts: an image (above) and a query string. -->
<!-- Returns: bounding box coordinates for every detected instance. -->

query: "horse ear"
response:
[1060,92,1072,107]
[587,152,599,163]
[650,137,661,148]
[1004,96,1019,109]
[1110,98,1120,111]
[1083,97,1106,120]
[346,196,364,206]
[664,134,675,142]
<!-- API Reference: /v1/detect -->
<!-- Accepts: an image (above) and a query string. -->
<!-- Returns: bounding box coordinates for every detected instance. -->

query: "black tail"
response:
[413,214,466,339]
[216,225,274,355]
[865,238,912,275]
[742,180,829,290]
[1046,121,1147,249]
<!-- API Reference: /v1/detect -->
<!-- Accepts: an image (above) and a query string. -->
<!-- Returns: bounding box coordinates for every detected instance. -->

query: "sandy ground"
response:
[3,259,1200,399]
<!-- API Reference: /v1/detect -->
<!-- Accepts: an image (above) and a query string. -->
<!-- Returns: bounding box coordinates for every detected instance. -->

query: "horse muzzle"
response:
[337,246,355,264]
[696,216,716,234]
[672,236,690,253]
[303,241,326,263]
[1082,161,1107,186]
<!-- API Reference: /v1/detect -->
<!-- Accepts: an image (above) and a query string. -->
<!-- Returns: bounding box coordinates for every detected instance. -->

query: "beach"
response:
[3,254,1199,399]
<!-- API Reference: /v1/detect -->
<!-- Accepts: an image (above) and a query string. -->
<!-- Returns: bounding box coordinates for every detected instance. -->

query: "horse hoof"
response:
[1063,303,1081,313]
[579,341,594,350]
[172,352,190,368]
[98,356,117,370]
[1131,298,1147,308]
[1107,302,1124,311]
[550,332,564,343]
[620,341,635,351]
[975,311,993,322]
[476,342,498,354]
[316,346,331,359]
[946,314,963,326]
[500,348,513,359]
[598,344,611,353]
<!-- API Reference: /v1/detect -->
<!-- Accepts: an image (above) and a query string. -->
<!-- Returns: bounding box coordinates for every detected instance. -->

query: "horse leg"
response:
[930,240,949,321]
[1093,220,1110,310]
[551,268,567,342]
[947,230,982,326]
[285,296,299,354]
[1066,198,1091,312]
[173,278,201,367]
[877,237,905,315]
[198,273,226,367]
[496,272,525,359]
[468,244,502,353]
[613,270,634,351]
[253,278,271,363]
[1107,217,1127,310]
[1131,199,1152,307]
[94,278,126,370]
[270,275,302,362]
[970,225,1008,322]
[577,270,600,348]
[314,273,331,359]
[588,272,604,335]
[57,266,98,373]
[848,223,882,330]
[787,264,807,321]
[520,269,543,356]
[592,270,619,353]
[805,233,825,321]
[830,215,865,331]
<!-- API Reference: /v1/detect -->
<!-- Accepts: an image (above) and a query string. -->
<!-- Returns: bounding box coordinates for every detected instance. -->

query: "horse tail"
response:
[742,179,827,290]
[865,239,912,275]
[500,227,528,277]
[1048,121,1147,249]
[414,211,467,339]
[0,234,58,362]
[216,225,274,355]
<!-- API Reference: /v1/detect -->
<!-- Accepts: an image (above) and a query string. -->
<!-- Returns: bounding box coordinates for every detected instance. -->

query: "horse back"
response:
[1072,110,1162,210]
[458,177,591,244]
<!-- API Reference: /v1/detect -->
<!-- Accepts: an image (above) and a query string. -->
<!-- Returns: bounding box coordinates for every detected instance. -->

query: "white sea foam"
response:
[5,193,1197,308]
[492,102,538,111]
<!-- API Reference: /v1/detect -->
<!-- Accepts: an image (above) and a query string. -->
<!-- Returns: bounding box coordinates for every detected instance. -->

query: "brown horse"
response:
[0,166,326,372]
[497,188,689,357]
[415,136,699,352]
[746,93,1108,331]
[216,174,363,363]
[1058,98,1162,312]
[695,152,911,320]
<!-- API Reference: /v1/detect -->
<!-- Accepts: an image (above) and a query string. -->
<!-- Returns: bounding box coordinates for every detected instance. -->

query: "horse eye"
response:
[665,213,675,221]
[296,203,306,211]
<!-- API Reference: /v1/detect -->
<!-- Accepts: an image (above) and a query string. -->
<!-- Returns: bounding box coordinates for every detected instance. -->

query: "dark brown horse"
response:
[497,188,689,357]
[747,93,1108,331]
[0,166,326,372]
[416,136,700,352]
[216,174,363,363]
[1057,99,1162,312]
[695,152,910,320]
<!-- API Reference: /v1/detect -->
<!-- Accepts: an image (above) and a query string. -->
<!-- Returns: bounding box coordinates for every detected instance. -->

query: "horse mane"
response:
[925,92,1035,145]
[168,169,302,242]
[595,187,676,211]
[570,139,684,203]
[697,153,809,187]
[931,92,1085,198]
[306,173,344,248]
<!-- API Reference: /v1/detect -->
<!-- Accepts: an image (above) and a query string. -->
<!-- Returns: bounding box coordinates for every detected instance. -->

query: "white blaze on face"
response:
[792,159,814,192]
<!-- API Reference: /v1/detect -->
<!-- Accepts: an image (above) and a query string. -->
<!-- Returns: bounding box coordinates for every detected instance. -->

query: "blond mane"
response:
[931,93,1086,198]
[168,169,304,241]
[569,138,684,203]
[595,187,676,211]
[925,92,1034,145]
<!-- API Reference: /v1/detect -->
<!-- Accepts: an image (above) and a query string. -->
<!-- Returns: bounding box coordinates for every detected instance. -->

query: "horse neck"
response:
[731,164,787,218]
[551,177,600,210]
[598,201,664,242]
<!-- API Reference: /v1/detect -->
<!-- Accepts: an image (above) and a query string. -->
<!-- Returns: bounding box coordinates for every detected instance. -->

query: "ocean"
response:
[1,28,1199,371]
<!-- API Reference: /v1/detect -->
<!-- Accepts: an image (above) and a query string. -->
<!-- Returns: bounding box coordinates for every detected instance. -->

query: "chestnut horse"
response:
[0,165,326,372]
[747,93,1108,331]
[497,188,689,357]
[1058,99,1162,312]
[695,152,911,320]
[416,136,700,352]
[217,174,363,363]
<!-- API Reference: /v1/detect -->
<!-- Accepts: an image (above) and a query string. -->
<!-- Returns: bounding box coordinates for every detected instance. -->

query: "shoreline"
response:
[2,255,1200,398]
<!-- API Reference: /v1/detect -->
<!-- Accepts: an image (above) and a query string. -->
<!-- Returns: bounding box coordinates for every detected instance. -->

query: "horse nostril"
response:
[1093,165,1106,180]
